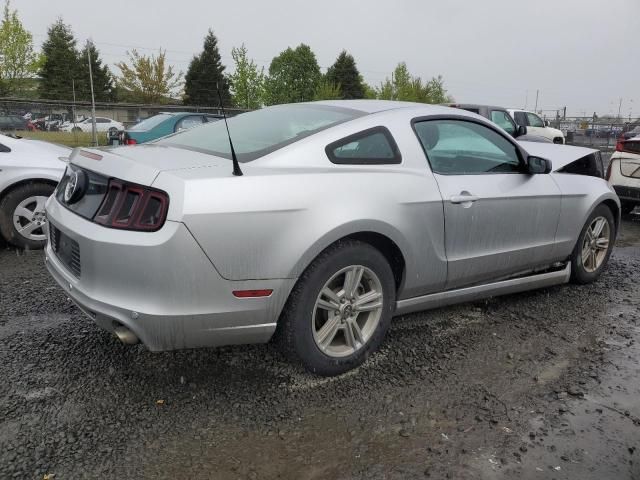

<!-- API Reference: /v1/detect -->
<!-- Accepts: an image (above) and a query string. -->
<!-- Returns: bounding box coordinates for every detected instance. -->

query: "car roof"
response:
[310,99,458,115]
[446,103,507,111]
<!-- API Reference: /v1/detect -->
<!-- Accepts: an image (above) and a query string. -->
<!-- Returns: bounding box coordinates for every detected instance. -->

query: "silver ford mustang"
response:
[45,100,619,375]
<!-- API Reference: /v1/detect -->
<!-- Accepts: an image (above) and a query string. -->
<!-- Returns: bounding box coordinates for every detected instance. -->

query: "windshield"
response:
[157,104,365,162]
[129,113,173,132]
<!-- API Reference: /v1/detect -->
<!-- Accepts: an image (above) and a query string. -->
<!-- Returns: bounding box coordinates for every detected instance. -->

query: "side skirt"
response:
[395,263,571,316]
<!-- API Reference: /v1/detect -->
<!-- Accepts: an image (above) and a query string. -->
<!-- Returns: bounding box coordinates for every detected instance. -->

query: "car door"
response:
[413,118,561,289]
[490,110,518,137]
[524,112,548,139]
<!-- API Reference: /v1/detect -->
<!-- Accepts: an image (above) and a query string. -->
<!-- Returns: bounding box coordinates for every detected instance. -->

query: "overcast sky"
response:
[12,0,640,117]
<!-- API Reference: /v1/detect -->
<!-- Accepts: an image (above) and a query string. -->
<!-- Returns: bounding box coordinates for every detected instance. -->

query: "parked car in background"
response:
[0,134,69,249]
[45,101,619,375]
[608,134,640,214]
[447,104,550,143]
[615,125,640,149]
[121,112,223,145]
[508,109,565,144]
[0,115,30,132]
[61,117,124,134]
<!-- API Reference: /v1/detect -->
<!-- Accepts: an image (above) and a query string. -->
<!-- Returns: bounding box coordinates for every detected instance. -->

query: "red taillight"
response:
[125,138,137,145]
[93,179,169,231]
[615,136,625,152]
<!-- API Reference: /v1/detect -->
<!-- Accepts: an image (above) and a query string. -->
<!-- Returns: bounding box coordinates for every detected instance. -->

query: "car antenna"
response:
[217,83,243,177]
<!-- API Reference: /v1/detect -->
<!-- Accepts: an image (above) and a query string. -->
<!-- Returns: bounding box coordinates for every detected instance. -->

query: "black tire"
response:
[277,240,396,376]
[570,204,615,284]
[621,202,636,215]
[0,182,55,250]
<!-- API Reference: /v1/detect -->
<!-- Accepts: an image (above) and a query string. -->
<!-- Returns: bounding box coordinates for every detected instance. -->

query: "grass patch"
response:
[18,130,108,148]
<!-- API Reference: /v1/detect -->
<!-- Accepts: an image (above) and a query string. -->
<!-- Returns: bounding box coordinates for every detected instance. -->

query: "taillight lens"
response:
[615,136,624,152]
[125,138,137,145]
[93,179,169,231]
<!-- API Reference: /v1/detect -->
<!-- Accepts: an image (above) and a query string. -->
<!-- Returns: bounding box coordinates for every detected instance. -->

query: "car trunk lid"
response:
[69,144,230,186]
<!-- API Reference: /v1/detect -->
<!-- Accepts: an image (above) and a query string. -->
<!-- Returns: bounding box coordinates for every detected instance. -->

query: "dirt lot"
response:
[1,214,639,479]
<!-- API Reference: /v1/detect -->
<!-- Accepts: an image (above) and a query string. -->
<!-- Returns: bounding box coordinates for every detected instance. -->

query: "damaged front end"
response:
[518,141,605,178]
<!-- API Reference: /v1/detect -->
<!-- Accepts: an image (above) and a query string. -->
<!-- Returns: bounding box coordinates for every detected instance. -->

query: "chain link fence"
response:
[546,116,639,151]
[0,97,250,146]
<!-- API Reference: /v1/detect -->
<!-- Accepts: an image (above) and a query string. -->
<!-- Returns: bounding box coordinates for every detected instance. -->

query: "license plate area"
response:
[49,224,81,278]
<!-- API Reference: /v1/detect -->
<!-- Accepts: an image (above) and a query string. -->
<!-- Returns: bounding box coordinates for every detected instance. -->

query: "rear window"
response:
[158,104,365,162]
[129,114,173,132]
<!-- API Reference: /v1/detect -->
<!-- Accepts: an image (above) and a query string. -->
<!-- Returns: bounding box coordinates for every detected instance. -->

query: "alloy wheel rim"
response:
[312,265,384,358]
[581,216,610,273]
[12,195,48,242]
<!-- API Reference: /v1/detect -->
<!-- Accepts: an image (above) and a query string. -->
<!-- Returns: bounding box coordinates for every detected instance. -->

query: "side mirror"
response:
[516,125,527,137]
[544,120,550,127]
[527,156,552,174]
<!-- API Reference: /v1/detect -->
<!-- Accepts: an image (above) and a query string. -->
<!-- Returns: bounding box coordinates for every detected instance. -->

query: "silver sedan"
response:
[45,101,619,375]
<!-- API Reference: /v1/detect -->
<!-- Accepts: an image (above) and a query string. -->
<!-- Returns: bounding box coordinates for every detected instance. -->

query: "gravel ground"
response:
[1,214,639,479]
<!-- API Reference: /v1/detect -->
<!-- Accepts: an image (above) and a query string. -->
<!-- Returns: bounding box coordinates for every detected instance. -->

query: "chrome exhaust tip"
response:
[114,326,139,345]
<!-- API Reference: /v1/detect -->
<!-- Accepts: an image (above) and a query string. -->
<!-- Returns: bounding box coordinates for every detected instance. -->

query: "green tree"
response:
[76,41,115,102]
[313,78,342,100]
[229,44,264,109]
[0,1,40,96]
[376,62,451,104]
[184,29,229,106]
[115,49,182,104]
[325,50,364,100]
[264,44,321,105]
[39,19,79,100]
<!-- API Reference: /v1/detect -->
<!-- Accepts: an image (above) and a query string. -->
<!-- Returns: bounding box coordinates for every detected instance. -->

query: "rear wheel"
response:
[278,240,395,376]
[570,205,615,284]
[0,182,54,250]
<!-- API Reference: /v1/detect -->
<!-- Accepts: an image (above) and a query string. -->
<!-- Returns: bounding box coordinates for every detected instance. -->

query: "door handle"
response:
[450,193,479,204]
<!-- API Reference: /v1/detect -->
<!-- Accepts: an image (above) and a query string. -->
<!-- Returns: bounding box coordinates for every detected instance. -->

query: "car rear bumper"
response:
[612,185,640,202]
[45,196,295,351]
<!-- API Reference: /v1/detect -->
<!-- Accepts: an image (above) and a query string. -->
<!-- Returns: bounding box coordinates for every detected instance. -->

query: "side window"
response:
[490,110,516,136]
[175,116,205,132]
[413,119,522,175]
[96,118,109,124]
[326,127,401,165]
[514,111,528,126]
[526,113,545,128]
[0,143,10,153]
[205,116,221,123]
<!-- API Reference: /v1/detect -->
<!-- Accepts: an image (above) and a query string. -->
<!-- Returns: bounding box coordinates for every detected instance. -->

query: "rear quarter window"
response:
[326,127,401,165]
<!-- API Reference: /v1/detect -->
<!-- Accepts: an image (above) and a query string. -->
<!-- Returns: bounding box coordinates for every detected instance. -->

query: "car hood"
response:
[518,141,599,171]
[69,144,232,185]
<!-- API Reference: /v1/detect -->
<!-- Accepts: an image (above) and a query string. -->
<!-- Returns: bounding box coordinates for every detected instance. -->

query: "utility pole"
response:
[72,79,77,129]
[617,98,623,119]
[86,40,98,147]
[534,89,539,112]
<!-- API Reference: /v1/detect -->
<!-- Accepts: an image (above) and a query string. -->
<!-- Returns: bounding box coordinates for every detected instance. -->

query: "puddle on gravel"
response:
[494,294,640,479]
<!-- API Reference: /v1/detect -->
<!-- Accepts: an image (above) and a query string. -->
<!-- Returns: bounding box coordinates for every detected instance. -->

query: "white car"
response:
[508,109,565,144]
[608,135,640,215]
[0,134,69,249]
[61,117,125,134]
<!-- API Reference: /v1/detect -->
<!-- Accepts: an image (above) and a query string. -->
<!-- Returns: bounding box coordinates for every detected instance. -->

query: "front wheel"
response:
[278,240,396,376]
[570,205,615,284]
